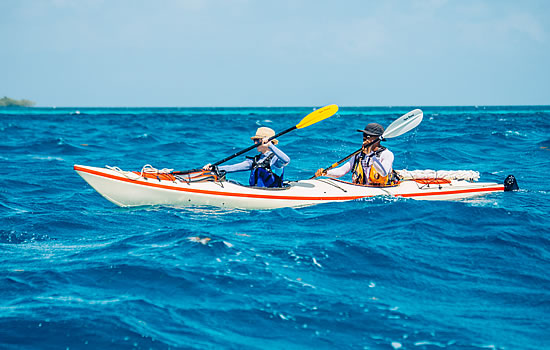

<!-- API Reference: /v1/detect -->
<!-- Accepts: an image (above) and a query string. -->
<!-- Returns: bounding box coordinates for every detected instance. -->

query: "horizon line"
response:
[4,104,550,109]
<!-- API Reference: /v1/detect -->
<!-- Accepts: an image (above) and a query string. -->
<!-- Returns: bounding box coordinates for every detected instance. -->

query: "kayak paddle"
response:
[174,104,339,175]
[311,108,423,179]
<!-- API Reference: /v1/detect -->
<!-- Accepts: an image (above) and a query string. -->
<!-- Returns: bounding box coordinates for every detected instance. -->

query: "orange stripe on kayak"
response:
[74,165,368,201]
[397,186,504,197]
[74,165,503,201]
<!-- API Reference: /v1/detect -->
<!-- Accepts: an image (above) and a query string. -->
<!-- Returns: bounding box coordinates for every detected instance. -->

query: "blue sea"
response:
[1,106,549,350]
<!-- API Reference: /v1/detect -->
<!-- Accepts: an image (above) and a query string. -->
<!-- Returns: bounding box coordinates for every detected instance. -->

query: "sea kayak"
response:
[74,165,517,209]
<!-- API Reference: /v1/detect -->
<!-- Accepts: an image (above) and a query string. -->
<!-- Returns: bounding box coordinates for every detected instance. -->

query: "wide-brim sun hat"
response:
[357,123,384,137]
[251,127,278,145]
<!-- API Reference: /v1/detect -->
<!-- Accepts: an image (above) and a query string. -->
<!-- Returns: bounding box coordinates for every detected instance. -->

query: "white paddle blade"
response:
[383,109,423,139]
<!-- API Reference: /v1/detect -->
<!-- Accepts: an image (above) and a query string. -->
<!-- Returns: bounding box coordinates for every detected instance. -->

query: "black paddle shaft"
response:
[173,126,297,175]
[212,126,296,166]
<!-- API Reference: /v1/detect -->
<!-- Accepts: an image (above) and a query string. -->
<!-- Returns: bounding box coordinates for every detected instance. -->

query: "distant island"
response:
[0,96,35,107]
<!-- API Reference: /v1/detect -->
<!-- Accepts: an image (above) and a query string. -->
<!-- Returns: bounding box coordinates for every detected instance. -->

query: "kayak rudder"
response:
[504,175,519,191]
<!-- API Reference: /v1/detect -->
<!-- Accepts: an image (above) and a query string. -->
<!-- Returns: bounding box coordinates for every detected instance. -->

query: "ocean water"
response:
[1,106,549,350]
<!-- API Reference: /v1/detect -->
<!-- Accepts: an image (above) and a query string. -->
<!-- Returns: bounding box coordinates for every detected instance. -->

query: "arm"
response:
[218,159,253,173]
[324,157,354,178]
[268,143,290,168]
[370,150,394,176]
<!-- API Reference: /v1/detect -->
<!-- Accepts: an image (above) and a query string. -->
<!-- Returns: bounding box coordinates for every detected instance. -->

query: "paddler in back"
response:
[203,127,290,188]
[315,123,396,186]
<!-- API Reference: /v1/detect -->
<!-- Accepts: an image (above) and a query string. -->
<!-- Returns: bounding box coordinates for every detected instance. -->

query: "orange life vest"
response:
[351,149,395,186]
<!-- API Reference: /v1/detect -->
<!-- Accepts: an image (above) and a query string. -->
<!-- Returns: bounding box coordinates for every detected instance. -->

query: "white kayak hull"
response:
[74,165,506,209]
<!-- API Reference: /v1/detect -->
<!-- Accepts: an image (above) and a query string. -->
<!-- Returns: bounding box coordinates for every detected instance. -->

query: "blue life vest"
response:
[248,154,284,188]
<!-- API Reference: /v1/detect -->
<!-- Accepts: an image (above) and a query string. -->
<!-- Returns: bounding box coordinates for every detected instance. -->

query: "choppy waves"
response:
[1,106,550,349]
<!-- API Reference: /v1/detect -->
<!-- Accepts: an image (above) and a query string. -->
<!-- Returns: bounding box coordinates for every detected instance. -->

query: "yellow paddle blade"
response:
[296,104,339,129]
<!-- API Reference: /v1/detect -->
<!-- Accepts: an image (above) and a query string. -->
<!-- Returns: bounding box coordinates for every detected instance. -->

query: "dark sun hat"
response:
[357,123,384,136]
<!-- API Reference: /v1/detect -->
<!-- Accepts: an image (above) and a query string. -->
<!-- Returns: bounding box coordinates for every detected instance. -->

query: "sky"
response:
[1,0,549,107]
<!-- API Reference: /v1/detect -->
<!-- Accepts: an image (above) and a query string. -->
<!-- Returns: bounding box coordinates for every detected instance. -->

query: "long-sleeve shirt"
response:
[326,148,393,180]
[218,143,290,177]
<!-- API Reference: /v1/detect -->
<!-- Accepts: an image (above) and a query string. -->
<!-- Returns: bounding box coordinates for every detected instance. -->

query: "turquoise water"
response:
[1,106,549,349]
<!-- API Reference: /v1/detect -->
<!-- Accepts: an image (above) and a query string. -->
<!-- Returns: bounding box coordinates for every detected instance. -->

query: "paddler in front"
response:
[315,123,396,186]
[203,127,290,188]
